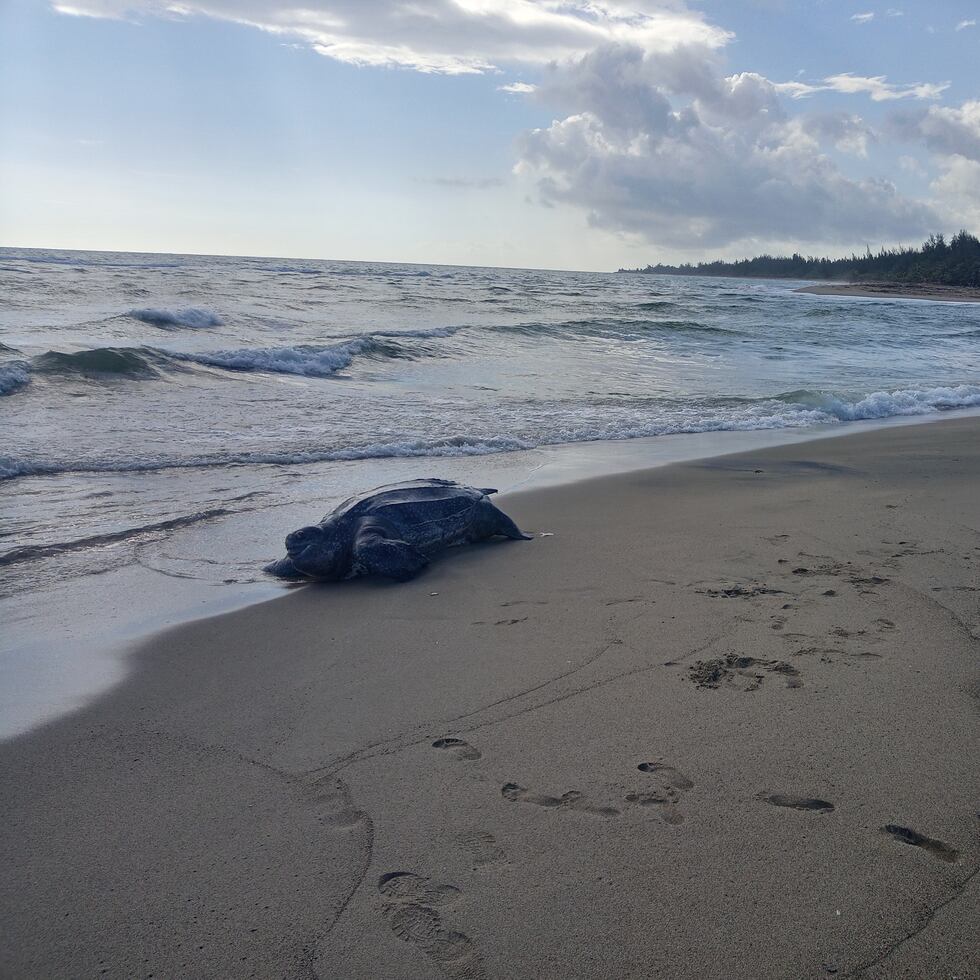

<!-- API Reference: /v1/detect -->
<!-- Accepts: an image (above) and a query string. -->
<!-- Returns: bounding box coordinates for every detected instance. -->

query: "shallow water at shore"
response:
[3,247,980,602]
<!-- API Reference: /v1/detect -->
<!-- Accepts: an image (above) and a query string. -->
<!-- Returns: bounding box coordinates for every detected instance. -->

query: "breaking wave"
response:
[775,385,980,420]
[129,307,222,329]
[174,326,464,378]
[34,347,165,379]
[0,361,31,395]
[2,325,468,392]
[4,384,979,481]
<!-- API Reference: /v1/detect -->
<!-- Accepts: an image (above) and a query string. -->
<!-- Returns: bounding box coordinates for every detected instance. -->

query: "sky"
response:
[1,0,979,271]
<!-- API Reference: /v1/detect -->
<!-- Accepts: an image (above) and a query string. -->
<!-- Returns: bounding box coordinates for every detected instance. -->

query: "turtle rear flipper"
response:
[481,499,532,540]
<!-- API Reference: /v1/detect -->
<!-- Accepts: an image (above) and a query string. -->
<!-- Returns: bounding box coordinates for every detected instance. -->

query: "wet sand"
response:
[797,282,980,303]
[1,417,978,979]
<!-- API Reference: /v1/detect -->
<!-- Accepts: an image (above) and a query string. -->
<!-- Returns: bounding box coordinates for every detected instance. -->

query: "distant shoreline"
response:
[796,282,980,303]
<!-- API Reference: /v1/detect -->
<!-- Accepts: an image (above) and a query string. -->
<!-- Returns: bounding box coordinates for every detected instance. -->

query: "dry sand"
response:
[797,282,980,303]
[1,418,978,980]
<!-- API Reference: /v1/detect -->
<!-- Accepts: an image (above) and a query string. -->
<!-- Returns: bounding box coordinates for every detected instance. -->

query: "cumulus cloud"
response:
[801,112,877,157]
[54,0,959,252]
[932,157,980,227]
[515,44,938,249]
[850,12,875,24]
[888,101,980,162]
[51,0,731,74]
[955,19,976,31]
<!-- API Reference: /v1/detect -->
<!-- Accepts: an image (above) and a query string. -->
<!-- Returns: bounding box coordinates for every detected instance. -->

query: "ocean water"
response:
[3,246,980,607]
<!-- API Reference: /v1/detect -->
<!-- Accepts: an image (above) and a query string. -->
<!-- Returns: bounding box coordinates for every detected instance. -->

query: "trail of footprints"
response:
[501,761,696,825]
[430,730,699,825]
[426,736,960,863]
[378,736,962,979]
[382,577,960,972]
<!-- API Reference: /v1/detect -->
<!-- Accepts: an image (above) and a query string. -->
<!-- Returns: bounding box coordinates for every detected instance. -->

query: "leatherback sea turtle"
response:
[265,479,530,582]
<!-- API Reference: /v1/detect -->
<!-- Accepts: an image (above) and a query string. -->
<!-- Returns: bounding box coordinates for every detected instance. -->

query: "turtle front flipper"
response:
[353,522,429,581]
[264,556,308,580]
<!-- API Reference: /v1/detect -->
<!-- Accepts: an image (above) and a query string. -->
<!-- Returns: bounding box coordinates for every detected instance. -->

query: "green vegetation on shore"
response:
[621,232,980,287]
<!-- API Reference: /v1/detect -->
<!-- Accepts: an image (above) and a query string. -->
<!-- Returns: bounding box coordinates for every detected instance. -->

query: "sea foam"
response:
[4,384,980,482]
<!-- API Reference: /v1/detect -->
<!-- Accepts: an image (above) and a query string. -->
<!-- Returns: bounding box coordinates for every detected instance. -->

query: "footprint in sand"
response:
[309,777,367,829]
[688,654,801,691]
[624,787,684,825]
[378,873,486,980]
[432,737,482,761]
[758,792,835,813]
[628,762,695,824]
[765,533,790,545]
[501,782,620,818]
[882,824,959,863]
[848,573,890,590]
[698,583,786,599]
[379,872,460,906]
[456,831,506,867]
[637,762,695,791]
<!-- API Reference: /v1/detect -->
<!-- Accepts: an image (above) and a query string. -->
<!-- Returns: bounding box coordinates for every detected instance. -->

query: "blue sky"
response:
[1,1,978,270]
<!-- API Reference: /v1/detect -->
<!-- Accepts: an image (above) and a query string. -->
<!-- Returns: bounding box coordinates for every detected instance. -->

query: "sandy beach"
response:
[2,417,978,979]
[797,282,980,303]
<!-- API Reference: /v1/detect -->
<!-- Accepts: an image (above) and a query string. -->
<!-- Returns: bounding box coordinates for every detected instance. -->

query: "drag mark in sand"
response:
[881,824,959,863]
[844,866,980,977]
[378,872,486,980]
[758,792,835,813]
[309,635,625,781]
[432,737,482,761]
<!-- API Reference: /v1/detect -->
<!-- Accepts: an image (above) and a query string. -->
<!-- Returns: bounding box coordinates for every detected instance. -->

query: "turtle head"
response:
[284,523,348,580]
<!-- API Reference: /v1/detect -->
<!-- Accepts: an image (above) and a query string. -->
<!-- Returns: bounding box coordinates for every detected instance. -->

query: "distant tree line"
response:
[620,232,980,287]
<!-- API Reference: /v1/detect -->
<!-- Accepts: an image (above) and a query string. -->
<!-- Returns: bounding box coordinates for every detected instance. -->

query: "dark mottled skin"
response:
[265,479,531,582]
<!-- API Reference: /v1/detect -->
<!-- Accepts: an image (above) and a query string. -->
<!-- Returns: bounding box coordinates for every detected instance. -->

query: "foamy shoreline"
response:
[797,281,980,302]
[2,415,978,978]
